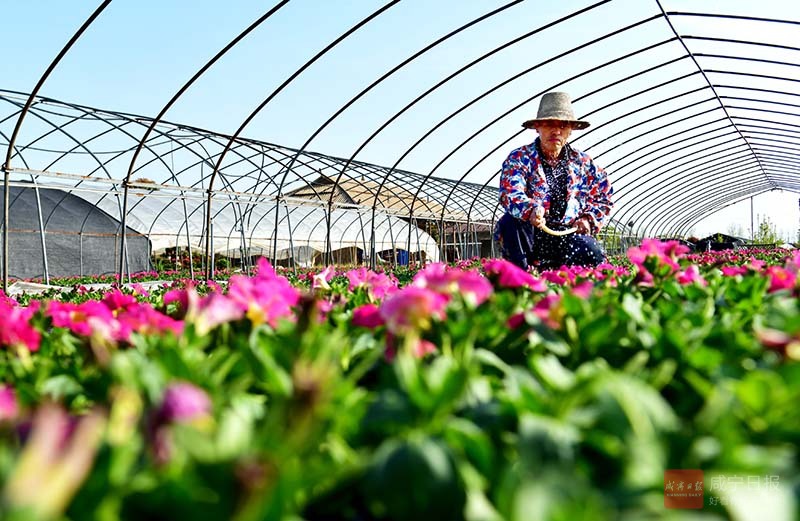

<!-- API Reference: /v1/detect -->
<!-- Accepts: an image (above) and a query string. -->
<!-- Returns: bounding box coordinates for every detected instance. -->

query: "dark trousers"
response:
[496,212,606,270]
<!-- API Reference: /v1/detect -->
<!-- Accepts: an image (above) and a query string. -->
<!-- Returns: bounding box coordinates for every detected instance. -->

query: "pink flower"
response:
[0,385,18,421]
[533,294,563,330]
[747,258,766,272]
[413,339,437,358]
[677,265,707,286]
[0,301,41,352]
[129,283,150,297]
[766,266,796,293]
[379,286,448,336]
[159,382,211,424]
[226,259,301,328]
[413,263,493,306]
[102,289,137,313]
[352,303,384,329]
[571,280,594,298]
[193,292,245,334]
[721,266,747,276]
[507,312,526,329]
[482,259,546,290]
[312,266,336,291]
[346,267,398,301]
[755,328,800,360]
[627,238,687,274]
[117,304,184,337]
[785,250,800,274]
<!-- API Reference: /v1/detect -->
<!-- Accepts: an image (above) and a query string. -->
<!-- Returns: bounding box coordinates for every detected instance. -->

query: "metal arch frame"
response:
[393,24,675,263]
[267,0,525,266]
[663,170,800,238]
[3,0,112,291]
[4,3,800,278]
[597,8,800,237]
[630,157,763,238]
[205,1,400,279]
[331,1,620,268]
[608,74,800,237]
[119,0,291,281]
[609,143,756,235]
[671,182,800,239]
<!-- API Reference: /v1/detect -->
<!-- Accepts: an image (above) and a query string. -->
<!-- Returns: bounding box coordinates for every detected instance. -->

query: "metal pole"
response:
[750,196,754,241]
[2,0,112,292]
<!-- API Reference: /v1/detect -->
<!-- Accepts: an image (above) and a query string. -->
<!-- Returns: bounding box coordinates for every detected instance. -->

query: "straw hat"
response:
[522,91,589,130]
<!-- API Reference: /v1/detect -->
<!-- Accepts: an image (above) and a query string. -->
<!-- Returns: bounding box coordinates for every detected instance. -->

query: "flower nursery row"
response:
[0,241,798,520]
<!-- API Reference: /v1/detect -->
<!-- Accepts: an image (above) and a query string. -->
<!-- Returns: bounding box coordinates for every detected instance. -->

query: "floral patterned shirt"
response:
[498,138,613,234]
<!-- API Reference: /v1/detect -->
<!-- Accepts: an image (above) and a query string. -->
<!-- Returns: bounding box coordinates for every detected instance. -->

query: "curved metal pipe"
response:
[3,0,112,291]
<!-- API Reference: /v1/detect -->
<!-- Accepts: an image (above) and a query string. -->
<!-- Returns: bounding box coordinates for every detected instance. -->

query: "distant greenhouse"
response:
[0,91,502,280]
[0,184,151,279]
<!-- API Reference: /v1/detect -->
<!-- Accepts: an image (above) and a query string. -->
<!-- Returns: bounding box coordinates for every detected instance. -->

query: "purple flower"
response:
[159,382,212,423]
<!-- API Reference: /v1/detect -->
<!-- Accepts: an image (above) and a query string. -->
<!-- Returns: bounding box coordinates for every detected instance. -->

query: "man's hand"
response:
[530,206,546,228]
[575,215,592,235]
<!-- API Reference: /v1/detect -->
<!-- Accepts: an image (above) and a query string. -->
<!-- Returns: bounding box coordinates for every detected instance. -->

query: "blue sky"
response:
[5,0,800,240]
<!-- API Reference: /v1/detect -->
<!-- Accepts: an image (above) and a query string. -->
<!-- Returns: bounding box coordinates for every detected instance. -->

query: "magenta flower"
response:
[0,289,18,307]
[533,294,563,330]
[766,266,796,293]
[48,301,114,337]
[0,301,41,352]
[117,303,185,337]
[721,266,747,277]
[159,382,212,424]
[541,270,570,286]
[627,238,687,273]
[413,263,493,306]
[226,260,301,328]
[571,280,594,298]
[677,265,707,286]
[102,289,137,313]
[482,258,546,290]
[352,303,384,329]
[0,385,18,421]
[346,267,370,289]
[346,267,398,301]
[379,286,448,336]
[507,311,526,329]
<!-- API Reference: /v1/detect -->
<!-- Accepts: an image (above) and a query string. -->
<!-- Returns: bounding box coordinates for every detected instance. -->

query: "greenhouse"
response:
[1,2,800,520]
[3,1,799,286]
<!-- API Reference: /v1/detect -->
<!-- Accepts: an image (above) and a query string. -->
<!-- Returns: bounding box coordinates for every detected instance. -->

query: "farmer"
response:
[495,91,613,271]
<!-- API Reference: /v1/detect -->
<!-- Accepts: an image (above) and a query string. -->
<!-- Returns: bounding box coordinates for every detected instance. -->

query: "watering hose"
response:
[540,223,577,236]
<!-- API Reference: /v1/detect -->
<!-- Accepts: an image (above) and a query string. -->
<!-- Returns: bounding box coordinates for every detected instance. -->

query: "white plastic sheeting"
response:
[74,189,440,265]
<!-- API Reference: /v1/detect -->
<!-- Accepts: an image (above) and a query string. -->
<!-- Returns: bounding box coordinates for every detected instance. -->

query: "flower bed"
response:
[0,241,798,520]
